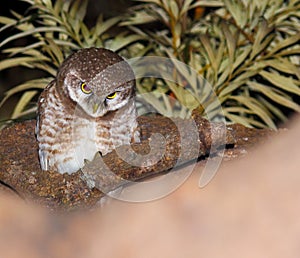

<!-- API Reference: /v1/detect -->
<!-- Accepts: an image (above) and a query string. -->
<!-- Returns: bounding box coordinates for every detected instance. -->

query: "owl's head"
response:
[56,47,135,118]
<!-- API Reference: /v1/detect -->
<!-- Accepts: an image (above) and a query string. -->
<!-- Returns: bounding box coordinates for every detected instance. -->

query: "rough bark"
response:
[0,111,273,211]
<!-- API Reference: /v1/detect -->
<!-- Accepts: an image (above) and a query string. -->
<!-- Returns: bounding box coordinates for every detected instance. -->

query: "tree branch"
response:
[0,111,273,211]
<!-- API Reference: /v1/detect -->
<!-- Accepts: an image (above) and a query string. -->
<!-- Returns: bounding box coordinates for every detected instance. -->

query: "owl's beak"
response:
[93,103,100,113]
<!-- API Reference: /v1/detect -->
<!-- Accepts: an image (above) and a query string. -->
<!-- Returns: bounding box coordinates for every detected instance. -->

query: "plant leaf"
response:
[11,90,38,119]
[261,58,300,80]
[259,70,300,96]
[229,95,276,128]
[248,81,300,112]
[0,57,48,71]
[0,26,68,48]
[268,33,300,56]
[221,21,237,66]
[199,34,218,75]
[0,78,52,109]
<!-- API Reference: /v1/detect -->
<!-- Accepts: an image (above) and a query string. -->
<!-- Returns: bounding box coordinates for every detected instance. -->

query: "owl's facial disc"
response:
[55,47,136,119]
[75,88,121,117]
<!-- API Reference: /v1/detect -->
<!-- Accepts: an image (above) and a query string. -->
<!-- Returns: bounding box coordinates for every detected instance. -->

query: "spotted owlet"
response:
[36,47,139,174]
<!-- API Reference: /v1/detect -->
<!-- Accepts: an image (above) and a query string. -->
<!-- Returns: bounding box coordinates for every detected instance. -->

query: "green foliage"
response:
[122,0,300,128]
[0,0,299,128]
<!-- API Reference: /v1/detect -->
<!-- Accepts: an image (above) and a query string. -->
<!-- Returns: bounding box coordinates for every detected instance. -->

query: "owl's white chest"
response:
[72,118,99,169]
[69,113,134,173]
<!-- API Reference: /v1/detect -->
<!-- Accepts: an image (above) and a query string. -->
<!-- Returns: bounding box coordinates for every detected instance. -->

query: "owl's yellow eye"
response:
[81,82,92,94]
[106,92,117,99]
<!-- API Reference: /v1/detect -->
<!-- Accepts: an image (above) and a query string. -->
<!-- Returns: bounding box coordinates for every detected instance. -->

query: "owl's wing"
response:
[38,149,49,171]
[35,115,39,136]
[36,80,55,134]
[36,112,49,171]
[36,80,56,171]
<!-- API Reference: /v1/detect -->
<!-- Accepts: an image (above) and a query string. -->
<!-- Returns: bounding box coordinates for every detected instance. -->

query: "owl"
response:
[36,47,139,174]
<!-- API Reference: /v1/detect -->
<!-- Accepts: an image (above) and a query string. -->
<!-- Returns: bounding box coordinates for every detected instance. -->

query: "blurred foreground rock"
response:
[0,115,299,257]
